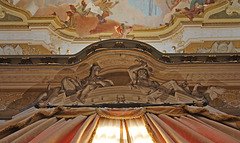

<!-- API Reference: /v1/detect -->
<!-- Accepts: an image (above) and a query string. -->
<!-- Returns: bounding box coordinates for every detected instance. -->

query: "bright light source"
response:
[92,118,153,143]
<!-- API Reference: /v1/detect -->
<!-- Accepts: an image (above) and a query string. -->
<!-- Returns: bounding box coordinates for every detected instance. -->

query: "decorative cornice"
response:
[0,39,240,68]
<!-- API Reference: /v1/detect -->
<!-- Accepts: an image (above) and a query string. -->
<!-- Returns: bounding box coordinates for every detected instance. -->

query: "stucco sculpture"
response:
[25,62,114,108]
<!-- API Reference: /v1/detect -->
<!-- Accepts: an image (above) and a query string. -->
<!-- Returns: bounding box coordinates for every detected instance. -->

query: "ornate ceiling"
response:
[0,0,240,54]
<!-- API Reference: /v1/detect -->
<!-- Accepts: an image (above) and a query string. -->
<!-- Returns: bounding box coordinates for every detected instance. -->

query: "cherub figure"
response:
[114,23,133,38]
[64,11,75,28]
[94,0,119,23]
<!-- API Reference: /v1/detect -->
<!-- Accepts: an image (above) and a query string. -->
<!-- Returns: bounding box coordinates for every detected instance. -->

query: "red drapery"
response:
[0,105,239,143]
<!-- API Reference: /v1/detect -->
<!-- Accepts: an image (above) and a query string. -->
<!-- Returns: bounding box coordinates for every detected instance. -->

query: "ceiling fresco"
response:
[0,0,240,54]
[8,0,219,37]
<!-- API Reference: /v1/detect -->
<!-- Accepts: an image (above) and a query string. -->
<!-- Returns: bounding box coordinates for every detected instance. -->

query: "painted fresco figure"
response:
[163,0,190,24]
[166,0,187,11]
[190,0,215,9]
[164,0,215,23]
[93,0,119,24]
[85,1,103,16]
[114,23,133,39]
[94,0,119,16]
[175,0,215,21]
[190,0,204,9]
[64,11,75,28]
[97,14,107,24]
[61,1,91,29]
[75,0,91,16]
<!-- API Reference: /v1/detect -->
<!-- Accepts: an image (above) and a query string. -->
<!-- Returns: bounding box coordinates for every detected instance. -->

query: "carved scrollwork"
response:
[40,57,58,64]
[136,44,152,53]
[113,42,126,48]
[0,6,6,19]
[0,57,11,64]
[196,41,240,53]
[19,58,33,64]
[181,56,197,63]
[226,0,240,15]
[86,44,103,54]
[67,56,79,64]
[160,55,171,63]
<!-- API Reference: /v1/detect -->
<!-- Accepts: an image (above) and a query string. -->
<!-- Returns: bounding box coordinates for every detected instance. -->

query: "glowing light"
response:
[92,118,120,143]
[92,118,153,143]
[126,118,153,143]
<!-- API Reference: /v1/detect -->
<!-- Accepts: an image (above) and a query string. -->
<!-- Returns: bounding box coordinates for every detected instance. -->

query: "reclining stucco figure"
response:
[127,60,194,103]
[59,62,114,103]
[26,63,114,108]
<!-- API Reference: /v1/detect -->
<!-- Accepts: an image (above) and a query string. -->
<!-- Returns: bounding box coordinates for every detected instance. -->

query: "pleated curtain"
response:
[0,106,240,143]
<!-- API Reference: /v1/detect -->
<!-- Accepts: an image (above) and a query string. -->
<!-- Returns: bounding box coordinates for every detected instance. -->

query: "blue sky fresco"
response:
[128,0,161,16]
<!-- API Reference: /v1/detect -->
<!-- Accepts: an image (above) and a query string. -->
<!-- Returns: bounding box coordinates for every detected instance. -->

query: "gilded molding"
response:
[0,0,30,20]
